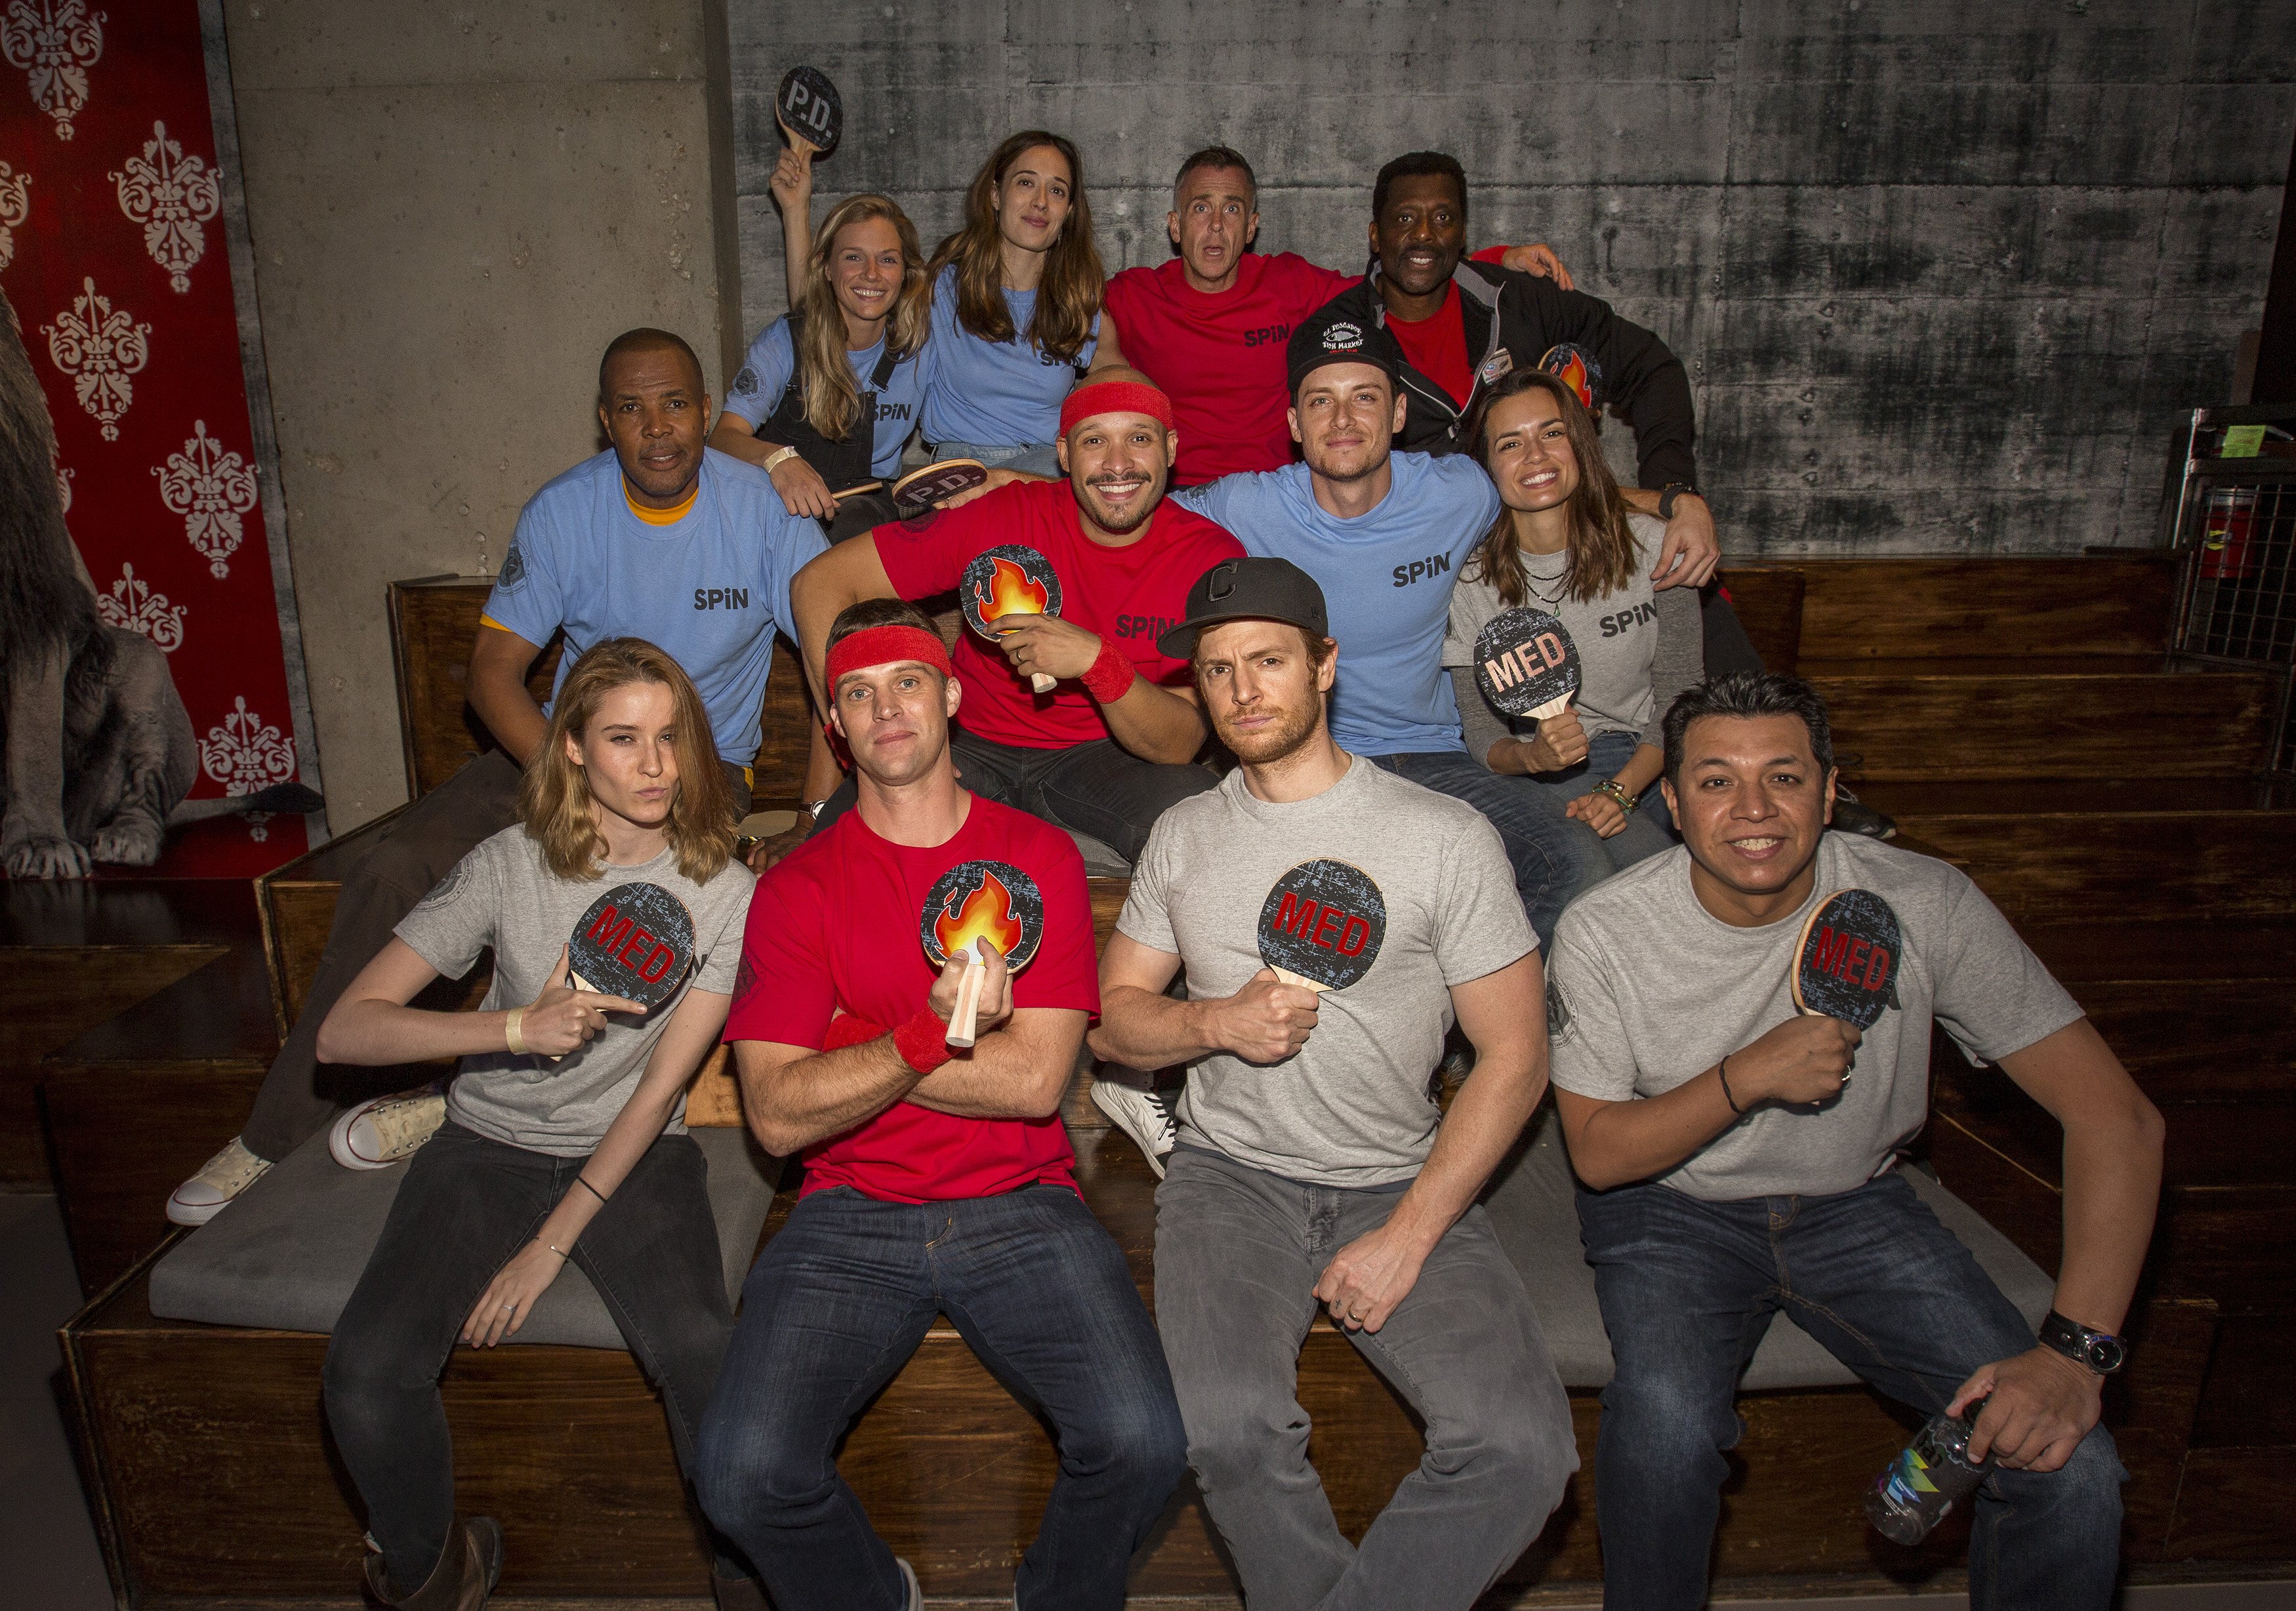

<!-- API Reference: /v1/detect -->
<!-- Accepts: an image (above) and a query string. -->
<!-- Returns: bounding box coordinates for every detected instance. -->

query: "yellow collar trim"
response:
[625,478,699,526]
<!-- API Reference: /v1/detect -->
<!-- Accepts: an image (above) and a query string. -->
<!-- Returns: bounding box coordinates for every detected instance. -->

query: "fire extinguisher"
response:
[2200,489,2257,581]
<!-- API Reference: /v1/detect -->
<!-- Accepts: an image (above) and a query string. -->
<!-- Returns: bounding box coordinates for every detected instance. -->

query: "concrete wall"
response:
[727,0,2295,556]
[225,0,742,832]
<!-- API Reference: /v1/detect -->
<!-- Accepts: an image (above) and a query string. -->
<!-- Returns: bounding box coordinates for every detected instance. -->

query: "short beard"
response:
[1072,471,1163,536]
[1218,693,1324,767]
[1302,437,1389,485]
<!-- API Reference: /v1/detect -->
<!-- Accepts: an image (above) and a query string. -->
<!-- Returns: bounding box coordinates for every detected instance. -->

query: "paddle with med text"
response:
[554,882,697,1062]
[920,859,1046,1049]
[1256,859,1387,994]
[1473,607,1582,723]
[1791,888,1902,1090]
[961,543,1065,695]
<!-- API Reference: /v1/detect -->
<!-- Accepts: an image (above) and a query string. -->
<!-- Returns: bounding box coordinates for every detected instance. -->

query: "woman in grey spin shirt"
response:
[1441,368,1703,940]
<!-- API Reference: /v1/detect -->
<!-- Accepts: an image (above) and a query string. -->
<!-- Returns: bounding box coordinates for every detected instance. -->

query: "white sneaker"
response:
[166,1137,272,1225]
[897,1557,922,1611]
[329,1087,447,1170]
[1091,1077,1176,1179]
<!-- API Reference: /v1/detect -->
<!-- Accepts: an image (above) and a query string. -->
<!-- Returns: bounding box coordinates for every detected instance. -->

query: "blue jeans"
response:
[695,1183,1187,1611]
[1576,1171,2125,1611]
[925,438,1062,478]
[1372,748,1594,947]
[1504,727,1676,914]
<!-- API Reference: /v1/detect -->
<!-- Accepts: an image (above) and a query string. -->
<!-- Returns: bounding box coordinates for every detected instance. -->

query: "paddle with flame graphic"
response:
[920,858,1047,1048]
[960,543,1066,695]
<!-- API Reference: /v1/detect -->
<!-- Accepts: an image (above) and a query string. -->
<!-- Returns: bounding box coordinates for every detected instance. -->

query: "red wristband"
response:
[1080,639,1137,704]
[892,1008,952,1074]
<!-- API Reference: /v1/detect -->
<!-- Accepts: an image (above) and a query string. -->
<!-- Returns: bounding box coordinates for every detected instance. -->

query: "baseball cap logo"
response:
[1322,321,1364,352]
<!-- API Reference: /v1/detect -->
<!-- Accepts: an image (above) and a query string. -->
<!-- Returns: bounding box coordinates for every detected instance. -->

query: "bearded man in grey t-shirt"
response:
[1548,672,2164,1611]
[1092,556,1574,1611]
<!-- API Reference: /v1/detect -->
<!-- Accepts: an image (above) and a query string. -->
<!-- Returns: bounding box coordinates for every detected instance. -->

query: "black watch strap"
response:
[1658,481,1698,520]
[2040,1309,2127,1375]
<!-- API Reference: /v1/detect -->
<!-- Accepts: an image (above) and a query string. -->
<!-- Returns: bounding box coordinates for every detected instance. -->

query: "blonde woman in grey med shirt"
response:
[1441,368,1702,942]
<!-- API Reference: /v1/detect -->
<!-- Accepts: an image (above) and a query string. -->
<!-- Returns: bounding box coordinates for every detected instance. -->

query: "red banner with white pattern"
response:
[3,0,310,874]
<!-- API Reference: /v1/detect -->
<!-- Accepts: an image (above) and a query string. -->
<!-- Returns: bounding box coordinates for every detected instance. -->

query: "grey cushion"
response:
[1483,1109,2053,1391]
[150,1125,777,1349]
[1069,830,1131,879]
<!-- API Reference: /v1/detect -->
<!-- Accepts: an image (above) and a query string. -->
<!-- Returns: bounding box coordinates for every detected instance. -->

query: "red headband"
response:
[1059,378,1174,438]
[825,624,954,689]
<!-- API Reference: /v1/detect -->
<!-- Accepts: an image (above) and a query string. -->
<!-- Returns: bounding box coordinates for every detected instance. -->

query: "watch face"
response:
[2087,1335,2127,1374]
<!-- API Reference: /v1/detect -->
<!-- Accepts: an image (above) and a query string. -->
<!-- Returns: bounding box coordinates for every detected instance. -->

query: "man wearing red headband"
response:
[701,598,1186,1611]
[789,368,1242,869]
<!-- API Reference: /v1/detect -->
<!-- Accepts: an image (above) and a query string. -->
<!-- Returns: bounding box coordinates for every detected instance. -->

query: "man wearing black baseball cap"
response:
[1173,310,1604,948]
[1309,150,1717,592]
[1094,553,1574,1611]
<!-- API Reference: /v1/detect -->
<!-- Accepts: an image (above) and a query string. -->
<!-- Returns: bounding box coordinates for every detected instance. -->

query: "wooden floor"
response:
[14,551,2296,1602]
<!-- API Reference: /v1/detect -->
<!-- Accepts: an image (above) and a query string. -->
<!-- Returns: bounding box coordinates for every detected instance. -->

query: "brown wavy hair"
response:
[519,638,735,884]
[928,131,1103,364]
[797,194,931,443]
[1462,369,1637,607]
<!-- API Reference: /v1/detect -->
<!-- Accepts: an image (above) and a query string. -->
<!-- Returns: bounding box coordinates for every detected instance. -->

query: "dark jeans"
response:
[695,1183,1188,1611]
[321,1121,736,1591]
[1371,749,1589,947]
[1576,1171,2125,1611]
[817,727,1216,866]
[243,752,754,1162]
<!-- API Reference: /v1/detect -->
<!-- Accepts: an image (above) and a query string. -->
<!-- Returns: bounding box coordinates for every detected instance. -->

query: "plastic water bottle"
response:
[1865,1398,1993,1545]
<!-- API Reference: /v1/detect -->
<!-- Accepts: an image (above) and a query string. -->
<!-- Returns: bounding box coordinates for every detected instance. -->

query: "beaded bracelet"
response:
[1591,779,1639,815]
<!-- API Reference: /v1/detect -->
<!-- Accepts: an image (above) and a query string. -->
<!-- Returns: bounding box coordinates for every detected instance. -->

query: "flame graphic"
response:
[934,869,1024,961]
[973,556,1050,622]
[1548,350,1593,409]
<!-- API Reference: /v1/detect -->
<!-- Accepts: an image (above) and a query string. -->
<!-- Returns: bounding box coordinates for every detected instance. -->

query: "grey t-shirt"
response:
[1546,833,2083,1200]
[1441,513,1702,760]
[396,826,755,1157]
[1117,756,1536,1187]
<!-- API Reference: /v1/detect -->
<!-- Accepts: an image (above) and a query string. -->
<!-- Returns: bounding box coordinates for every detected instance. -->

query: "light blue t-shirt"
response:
[917,264,1096,448]
[1177,455,1500,756]
[718,314,922,479]
[482,449,827,765]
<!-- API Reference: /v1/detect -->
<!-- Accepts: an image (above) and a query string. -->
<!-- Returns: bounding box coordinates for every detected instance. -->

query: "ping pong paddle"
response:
[775,66,842,158]
[552,882,697,1061]
[960,543,1065,695]
[1473,607,1582,723]
[892,457,989,514]
[920,859,1046,1048]
[830,481,884,501]
[1256,859,1386,994]
[1793,888,1901,1036]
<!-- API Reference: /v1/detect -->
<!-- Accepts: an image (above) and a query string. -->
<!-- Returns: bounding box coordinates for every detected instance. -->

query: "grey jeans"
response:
[1153,1146,1576,1611]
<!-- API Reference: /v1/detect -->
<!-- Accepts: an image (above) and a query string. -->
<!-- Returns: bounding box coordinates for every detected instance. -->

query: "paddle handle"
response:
[1528,693,1574,722]
[775,113,821,159]
[1269,965,1331,996]
[1029,672,1056,695]
[945,950,987,1048]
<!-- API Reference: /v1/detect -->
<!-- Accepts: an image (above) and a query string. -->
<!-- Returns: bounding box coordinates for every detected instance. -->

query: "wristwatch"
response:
[2039,1310,2127,1375]
[802,799,830,824]
[1657,481,1700,520]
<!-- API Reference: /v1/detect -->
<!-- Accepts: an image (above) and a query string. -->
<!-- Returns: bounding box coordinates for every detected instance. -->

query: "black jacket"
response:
[1317,260,1698,491]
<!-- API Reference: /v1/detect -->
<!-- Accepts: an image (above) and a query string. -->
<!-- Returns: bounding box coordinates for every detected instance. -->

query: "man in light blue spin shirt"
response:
[1174,308,1716,946]
[168,328,836,1229]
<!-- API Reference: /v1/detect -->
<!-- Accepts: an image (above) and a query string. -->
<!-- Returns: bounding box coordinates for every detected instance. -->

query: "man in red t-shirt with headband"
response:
[698,600,1187,1611]
[790,369,1243,867]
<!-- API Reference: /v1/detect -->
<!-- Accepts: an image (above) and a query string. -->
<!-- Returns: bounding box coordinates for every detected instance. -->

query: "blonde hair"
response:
[519,638,736,884]
[797,194,931,442]
[928,131,1103,365]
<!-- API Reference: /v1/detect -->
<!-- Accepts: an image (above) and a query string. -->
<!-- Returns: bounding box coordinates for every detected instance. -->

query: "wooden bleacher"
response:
[42,554,2296,1602]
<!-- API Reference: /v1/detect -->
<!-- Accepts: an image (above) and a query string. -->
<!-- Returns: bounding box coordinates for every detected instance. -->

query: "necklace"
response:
[1521,553,1570,608]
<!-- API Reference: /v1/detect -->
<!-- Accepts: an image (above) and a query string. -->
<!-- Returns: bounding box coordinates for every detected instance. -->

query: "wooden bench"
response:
[54,554,2255,1603]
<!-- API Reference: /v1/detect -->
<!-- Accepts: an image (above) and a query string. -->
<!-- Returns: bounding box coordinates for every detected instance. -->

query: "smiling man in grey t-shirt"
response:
[1092,557,1574,1611]
[1547,672,2163,1611]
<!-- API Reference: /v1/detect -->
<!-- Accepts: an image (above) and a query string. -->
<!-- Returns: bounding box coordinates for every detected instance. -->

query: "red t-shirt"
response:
[725,796,1099,1203]
[1385,281,1475,407]
[1103,252,1353,485]
[872,480,1244,750]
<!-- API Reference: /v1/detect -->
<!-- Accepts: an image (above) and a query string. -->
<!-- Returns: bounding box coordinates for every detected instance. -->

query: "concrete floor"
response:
[1,1193,112,1610]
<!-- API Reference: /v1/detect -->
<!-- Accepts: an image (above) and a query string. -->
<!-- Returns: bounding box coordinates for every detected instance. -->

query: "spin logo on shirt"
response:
[693,587,753,611]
